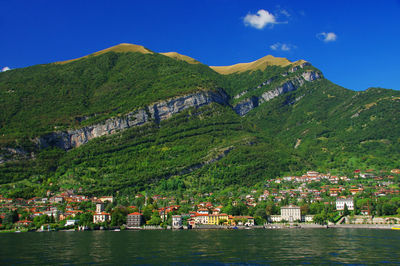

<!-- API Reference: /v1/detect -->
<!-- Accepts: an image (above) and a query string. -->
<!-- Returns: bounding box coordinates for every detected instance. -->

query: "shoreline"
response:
[3,224,400,233]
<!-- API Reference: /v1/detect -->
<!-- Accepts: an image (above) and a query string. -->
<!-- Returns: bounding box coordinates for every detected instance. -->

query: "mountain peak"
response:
[56,43,153,64]
[210,55,307,75]
[160,52,200,64]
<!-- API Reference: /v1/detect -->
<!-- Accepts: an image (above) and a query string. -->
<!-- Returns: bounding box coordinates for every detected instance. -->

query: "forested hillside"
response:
[0,43,399,198]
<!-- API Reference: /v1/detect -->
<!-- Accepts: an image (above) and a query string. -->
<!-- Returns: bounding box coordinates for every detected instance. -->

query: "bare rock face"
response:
[148,90,228,122]
[36,89,229,150]
[34,68,320,150]
[289,62,311,73]
[233,96,259,116]
[301,71,320,82]
[233,71,321,116]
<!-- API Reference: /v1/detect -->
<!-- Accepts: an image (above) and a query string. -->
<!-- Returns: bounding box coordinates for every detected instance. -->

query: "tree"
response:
[382,203,397,215]
[343,204,350,216]
[313,213,326,225]
[147,212,162,225]
[142,205,155,222]
[3,210,19,225]
[79,212,94,226]
[111,207,129,226]
[218,219,227,225]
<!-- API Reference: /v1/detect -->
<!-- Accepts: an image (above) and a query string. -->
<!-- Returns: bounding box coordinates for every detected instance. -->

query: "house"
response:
[65,219,79,226]
[96,203,104,213]
[336,198,354,211]
[349,188,363,195]
[93,212,110,223]
[208,214,229,225]
[49,196,64,204]
[172,215,182,229]
[281,205,301,222]
[187,218,196,228]
[329,188,341,197]
[268,215,282,223]
[307,171,319,177]
[127,212,144,227]
[16,220,32,227]
[197,208,209,215]
[44,207,60,219]
[93,203,110,223]
[232,216,255,226]
[99,196,114,203]
[194,214,208,224]
[390,169,400,174]
[302,215,314,222]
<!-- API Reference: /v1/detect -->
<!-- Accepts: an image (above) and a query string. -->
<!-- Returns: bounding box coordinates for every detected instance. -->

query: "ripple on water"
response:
[0,229,399,264]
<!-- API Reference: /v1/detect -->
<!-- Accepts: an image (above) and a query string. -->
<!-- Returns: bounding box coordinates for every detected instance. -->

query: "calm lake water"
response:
[1,228,399,265]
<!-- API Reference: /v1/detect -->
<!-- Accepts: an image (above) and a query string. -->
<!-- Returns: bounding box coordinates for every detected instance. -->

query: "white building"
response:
[172,215,182,229]
[336,198,354,211]
[302,215,314,222]
[93,212,110,223]
[93,203,110,223]
[268,215,282,223]
[96,203,104,213]
[65,219,79,226]
[197,208,208,215]
[281,205,301,222]
[99,196,114,203]
[194,214,208,224]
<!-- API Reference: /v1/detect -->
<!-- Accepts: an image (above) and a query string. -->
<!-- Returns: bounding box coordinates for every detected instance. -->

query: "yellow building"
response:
[208,213,229,225]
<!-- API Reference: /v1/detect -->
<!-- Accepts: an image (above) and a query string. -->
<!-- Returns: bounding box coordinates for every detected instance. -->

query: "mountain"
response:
[0,43,399,198]
[210,55,307,74]
[160,52,200,64]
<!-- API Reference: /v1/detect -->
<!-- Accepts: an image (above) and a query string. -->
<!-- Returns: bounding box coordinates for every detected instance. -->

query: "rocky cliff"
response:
[34,67,321,150]
[233,70,321,116]
[36,89,229,150]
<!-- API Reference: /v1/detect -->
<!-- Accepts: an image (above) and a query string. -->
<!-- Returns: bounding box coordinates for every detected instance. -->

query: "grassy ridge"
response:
[0,49,399,198]
[0,51,221,141]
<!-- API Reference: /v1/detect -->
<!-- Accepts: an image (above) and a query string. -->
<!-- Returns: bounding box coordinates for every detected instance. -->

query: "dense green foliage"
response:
[0,50,399,198]
[0,52,221,141]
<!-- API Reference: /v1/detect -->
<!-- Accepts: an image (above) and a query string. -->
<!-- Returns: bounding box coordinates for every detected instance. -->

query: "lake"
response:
[1,228,399,264]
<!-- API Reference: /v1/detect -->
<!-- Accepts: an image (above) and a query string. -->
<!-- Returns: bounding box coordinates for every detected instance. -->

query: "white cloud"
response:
[317,32,337,42]
[1,66,11,72]
[270,42,295,51]
[244,9,277,29]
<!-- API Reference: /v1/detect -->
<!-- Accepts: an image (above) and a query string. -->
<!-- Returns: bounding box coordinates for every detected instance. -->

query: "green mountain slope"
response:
[0,43,399,198]
[0,46,220,141]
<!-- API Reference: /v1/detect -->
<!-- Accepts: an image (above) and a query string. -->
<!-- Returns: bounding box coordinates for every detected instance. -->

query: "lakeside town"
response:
[1,169,400,232]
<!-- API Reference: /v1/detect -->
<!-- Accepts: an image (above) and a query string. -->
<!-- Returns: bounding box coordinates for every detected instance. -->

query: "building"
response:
[96,203,104,213]
[65,219,79,226]
[231,216,255,226]
[281,205,301,222]
[93,212,110,223]
[268,215,282,223]
[127,212,144,227]
[194,214,208,224]
[208,214,229,225]
[99,196,114,203]
[336,198,354,211]
[197,208,209,215]
[302,215,314,222]
[172,215,182,229]
[93,203,110,223]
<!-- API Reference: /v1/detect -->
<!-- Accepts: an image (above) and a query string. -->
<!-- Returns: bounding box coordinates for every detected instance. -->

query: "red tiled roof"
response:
[128,212,142,216]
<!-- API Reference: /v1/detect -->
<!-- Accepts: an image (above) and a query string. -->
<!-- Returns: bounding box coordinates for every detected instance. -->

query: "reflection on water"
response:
[1,229,399,264]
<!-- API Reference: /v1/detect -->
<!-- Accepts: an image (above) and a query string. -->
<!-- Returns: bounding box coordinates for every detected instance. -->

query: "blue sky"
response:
[1,0,400,91]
